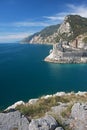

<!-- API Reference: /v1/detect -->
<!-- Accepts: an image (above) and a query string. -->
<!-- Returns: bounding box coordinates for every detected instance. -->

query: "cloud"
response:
[2,4,87,29]
[44,13,68,21]
[13,21,50,27]
[67,4,87,17]
[0,21,51,29]
[0,32,31,42]
[44,4,87,24]
[1,3,87,43]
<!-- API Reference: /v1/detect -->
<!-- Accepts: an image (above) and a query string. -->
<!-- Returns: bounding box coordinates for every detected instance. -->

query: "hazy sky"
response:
[0,0,87,43]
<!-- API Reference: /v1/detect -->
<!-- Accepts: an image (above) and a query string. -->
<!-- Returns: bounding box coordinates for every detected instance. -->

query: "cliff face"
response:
[54,15,87,44]
[21,24,60,44]
[21,15,87,44]
[44,32,87,63]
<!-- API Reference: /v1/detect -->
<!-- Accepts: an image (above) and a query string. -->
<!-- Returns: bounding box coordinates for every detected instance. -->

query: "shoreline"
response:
[44,55,87,64]
[1,91,87,130]
[5,91,87,111]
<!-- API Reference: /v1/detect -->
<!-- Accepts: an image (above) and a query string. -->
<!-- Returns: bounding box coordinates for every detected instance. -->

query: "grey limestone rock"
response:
[0,110,29,130]
[69,103,87,130]
[0,110,64,130]
[29,115,58,130]
[55,127,64,130]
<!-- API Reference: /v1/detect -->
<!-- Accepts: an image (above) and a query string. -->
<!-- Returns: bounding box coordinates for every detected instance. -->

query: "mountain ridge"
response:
[21,24,60,44]
[21,15,87,44]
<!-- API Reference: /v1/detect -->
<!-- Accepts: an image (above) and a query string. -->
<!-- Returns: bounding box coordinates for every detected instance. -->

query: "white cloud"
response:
[44,12,68,21]
[0,32,31,42]
[13,21,50,27]
[1,3,87,43]
[0,21,50,28]
[2,4,87,29]
[44,4,87,24]
[67,4,87,17]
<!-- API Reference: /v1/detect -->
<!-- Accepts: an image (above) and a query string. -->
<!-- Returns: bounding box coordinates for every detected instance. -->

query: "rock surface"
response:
[0,111,29,130]
[55,127,64,130]
[1,92,87,130]
[69,103,87,130]
[45,41,87,63]
[0,111,63,130]
[29,115,59,130]
[21,15,87,45]
[49,102,87,130]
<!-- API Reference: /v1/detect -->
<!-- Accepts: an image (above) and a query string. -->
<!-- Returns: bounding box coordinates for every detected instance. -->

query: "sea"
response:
[0,43,87,109]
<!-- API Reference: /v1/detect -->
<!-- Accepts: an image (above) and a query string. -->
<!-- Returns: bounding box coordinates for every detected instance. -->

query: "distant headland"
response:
[21,15,87,63]
[44,37,87,63]
[21,15,87,45]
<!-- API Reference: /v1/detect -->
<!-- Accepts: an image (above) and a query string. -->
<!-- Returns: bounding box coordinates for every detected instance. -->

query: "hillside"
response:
[21,15,87,44]
[21,24,60,44]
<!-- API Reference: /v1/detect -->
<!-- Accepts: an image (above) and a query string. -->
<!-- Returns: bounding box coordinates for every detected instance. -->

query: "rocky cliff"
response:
[0,92,87,130]
[21,15,87,44]
[21,24,60,44]
[44,32,87,63]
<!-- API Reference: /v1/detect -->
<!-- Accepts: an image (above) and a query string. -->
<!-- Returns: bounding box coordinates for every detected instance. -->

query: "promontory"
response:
[21,15,87,63]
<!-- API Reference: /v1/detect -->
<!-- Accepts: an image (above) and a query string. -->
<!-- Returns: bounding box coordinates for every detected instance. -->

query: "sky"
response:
[0,0,87,43]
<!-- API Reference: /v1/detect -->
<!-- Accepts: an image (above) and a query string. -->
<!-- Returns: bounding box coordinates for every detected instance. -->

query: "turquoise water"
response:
[0,43,87,109]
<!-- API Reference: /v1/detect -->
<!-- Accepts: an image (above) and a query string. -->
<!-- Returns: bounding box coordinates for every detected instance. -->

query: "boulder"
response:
[55,127,64,130]
[0,110,64,130]
[70,103,87,130]
[0,111,29,130]
[29,115,58,130]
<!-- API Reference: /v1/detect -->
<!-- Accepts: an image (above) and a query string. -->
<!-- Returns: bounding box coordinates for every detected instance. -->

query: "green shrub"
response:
[16,95,70,118]
[16,93,87,118]
[16,97,59,118]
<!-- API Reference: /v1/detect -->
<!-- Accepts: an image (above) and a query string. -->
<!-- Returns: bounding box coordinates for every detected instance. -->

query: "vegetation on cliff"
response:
[21,24,60,43]
[66,15,87,40]
[16,93,87,118]
[1,92,87,130]
[21,15,87,44]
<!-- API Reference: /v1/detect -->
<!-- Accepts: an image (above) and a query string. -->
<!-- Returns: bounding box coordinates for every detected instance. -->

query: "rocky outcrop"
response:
[55,127,64,130]
[29,115,59,130]
[21,24,60,44]
[50,102,87,130]
[45,36,87,63]
[21,15,87,44]
[70,33,87,48]
[5,91,87,111]
[29,102,87,130]
[70,103,87,130]
[0,111,63,130]
[0,92,87,130]
[0,111,29,130]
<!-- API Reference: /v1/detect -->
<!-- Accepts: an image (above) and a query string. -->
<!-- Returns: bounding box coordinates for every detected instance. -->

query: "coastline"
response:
[1,91,87,130]
[5,91,87,111]
[44,53,87,64]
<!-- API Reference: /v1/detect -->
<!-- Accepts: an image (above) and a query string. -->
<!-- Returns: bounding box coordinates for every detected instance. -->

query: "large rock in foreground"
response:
[0,111,29,130]
[29,115,58,130]
[0,111,62,130]
[70,103,87,130]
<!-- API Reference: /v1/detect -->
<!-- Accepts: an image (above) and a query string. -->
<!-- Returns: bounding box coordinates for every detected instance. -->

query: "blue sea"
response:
[0,43,87,109]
